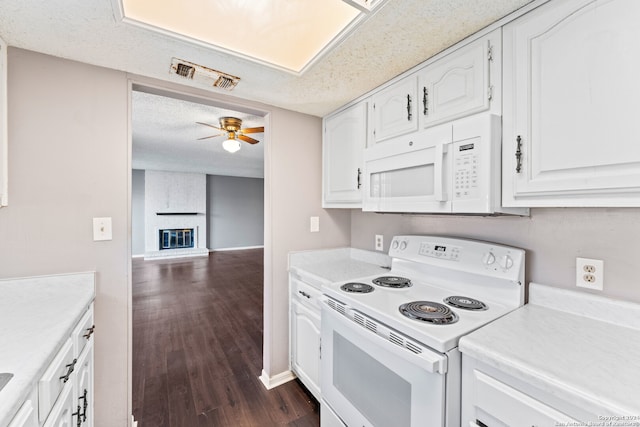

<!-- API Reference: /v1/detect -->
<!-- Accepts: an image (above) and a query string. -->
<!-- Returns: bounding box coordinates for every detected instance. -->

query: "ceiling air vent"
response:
[170,58,240,91]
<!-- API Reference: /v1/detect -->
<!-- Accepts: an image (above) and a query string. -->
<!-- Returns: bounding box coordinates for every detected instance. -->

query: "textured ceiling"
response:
[131,91,265,178]
[0,0,533,117]
[0,0,533,177]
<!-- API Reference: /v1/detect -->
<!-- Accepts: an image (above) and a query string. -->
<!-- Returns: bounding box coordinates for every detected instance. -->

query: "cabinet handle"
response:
[83,325,95,340]
[423,87,428,116]
[406,94,412,121]
[357,168,362,189]
[59,358,78,383]
[72,405,82,427]
[298,290,311,299]
[515,135,523,173]
[80,388,89,422]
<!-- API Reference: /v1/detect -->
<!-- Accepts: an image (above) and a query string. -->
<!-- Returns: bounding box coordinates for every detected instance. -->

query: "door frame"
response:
[125,75,273,424]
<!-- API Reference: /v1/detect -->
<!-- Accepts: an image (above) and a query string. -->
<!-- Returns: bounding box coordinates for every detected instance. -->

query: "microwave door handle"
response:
[434,142,449,202]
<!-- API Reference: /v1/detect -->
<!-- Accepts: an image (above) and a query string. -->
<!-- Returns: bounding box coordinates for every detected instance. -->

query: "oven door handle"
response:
[322,299,447,374]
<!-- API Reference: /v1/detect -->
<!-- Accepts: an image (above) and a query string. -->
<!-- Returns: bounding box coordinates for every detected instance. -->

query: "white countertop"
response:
[459,282,640,418]
[288,247,391,288]
[0,272,95,427]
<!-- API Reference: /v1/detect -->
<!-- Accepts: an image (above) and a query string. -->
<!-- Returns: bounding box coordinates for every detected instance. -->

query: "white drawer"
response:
[72,304,94,356]
[291,277,322,311]
[38,338,75,423]
[474,370,578,426]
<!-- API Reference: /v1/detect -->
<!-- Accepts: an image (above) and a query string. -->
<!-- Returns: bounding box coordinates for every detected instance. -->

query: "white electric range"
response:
[320,235,525,427]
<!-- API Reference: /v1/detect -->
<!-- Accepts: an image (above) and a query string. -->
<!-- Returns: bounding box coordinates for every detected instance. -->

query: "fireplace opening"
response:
[159,228,194,250]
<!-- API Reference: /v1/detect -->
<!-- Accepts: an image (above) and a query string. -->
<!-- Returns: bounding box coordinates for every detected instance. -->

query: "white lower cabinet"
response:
[8,391,38,427]
[9,304,95,427]
[462,357,594,426]
[42,384,74,427]
[289,274,322,401]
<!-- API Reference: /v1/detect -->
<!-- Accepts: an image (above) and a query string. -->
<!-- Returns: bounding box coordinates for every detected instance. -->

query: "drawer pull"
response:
[59,358,78,383]
[298,290,311,299]
[83,325,95,340]
[72,405,82,427]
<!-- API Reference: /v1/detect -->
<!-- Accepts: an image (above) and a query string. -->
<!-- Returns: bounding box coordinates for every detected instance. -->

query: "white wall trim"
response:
[258,369,296,390]
[210,245,264,252]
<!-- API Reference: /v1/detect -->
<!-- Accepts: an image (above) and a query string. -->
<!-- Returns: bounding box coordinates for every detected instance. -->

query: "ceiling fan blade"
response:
[197,133,224,140]
[238,134,260,144]
[241,126,264,134]
[196,121,225,131]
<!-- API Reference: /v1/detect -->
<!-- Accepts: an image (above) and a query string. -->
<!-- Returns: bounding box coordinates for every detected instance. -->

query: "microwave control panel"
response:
[453,142,479,200]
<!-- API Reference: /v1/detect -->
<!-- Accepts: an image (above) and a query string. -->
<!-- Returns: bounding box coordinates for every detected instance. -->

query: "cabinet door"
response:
[420,30,499,128]
[74,342,93,427]
[43,383,76,427]
[371,76,418,144]
[502,0,640,207]
[291,302,321,400]
[323,102,367,207]
[8,399,38,427]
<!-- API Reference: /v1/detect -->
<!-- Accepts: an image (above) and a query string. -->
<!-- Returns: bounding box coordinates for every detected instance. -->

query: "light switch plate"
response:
[310,216,320,233]
[93,217,113,241]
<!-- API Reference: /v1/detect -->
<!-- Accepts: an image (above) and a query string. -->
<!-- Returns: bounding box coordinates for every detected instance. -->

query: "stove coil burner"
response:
[444,296,488,311]
[340,282,375,293]
[399,301,459,324]
[372,276,412,289]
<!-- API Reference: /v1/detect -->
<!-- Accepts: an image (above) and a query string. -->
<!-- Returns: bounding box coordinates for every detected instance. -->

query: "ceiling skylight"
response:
[120,0,365,73]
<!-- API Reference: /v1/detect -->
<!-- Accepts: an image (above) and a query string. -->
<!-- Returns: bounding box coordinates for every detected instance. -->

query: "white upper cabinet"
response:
[323,101,368,207]
[419,29,501,128]
[502,0,640,207]
[370,76,418,144]
[0,35,7,207]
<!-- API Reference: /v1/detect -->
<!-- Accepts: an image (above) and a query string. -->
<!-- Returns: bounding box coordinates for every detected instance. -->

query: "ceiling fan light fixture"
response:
[222,137,242,153]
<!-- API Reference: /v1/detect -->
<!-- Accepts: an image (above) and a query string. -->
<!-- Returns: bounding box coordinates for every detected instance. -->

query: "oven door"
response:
[321,299,448,427]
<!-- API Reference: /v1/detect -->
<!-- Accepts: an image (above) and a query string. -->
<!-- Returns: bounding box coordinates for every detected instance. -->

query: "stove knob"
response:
[482,252,496,265]
[391,240,399,250]
[399,241,407,250]
[499,255,514,270]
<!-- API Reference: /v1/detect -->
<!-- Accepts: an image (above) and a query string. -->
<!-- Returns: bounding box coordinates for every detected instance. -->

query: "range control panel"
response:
[418,242,461,261]
[388,235,525,281]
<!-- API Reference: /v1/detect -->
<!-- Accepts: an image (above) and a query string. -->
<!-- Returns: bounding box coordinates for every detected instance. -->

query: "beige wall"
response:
[0,49,130,424]
[0,48,352,426]
[351,207,640,303]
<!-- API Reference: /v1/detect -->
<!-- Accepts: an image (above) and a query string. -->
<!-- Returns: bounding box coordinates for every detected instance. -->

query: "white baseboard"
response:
[131,415,137,427]
[211,245,264,252]
[131,254,144,259]
[258,369,296,390]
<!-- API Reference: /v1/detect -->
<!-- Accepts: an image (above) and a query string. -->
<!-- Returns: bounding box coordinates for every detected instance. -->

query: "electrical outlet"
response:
[576,258,604,290]
[375,234,384,251]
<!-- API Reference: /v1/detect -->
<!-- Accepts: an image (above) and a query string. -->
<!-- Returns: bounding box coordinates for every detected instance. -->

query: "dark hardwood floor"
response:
[132,249,320,427]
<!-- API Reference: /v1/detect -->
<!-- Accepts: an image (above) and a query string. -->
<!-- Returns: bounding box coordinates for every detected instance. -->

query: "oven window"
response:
[333,333,411,427]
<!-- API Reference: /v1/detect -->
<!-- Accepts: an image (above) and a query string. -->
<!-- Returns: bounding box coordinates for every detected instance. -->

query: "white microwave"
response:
[363,114,528,215]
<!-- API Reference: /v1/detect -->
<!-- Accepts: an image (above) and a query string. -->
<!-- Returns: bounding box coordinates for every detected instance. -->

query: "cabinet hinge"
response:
[487,41,494,62]
[488,85,493,101]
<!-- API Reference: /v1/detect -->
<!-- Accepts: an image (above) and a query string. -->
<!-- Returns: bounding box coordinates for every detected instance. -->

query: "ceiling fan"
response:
[196,116,264,153]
